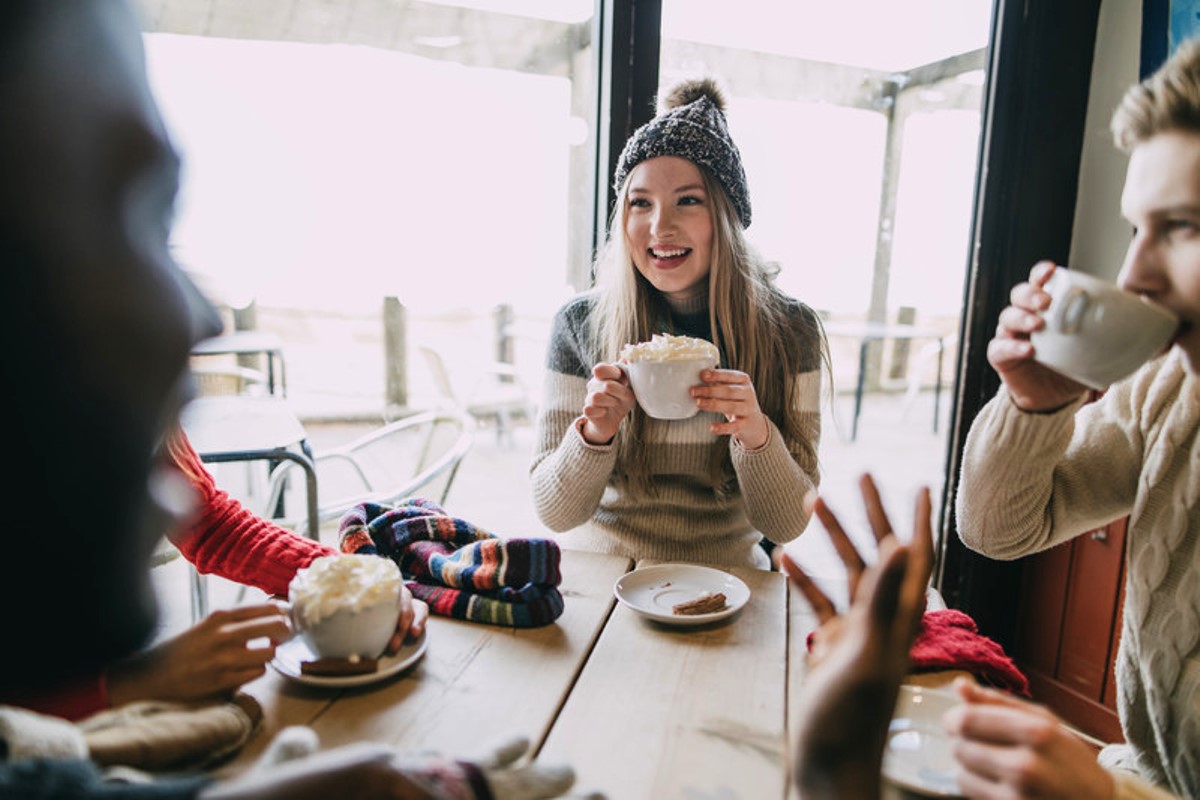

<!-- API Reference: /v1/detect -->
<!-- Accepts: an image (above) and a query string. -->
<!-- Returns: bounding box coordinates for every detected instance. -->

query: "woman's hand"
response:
[579,362,636,445]
[783,474,934,799]
[385,593,429,655]
[107,603,292,706]
[988,260,1091,412]
[943,678,1114,799]
[692,368,770,449]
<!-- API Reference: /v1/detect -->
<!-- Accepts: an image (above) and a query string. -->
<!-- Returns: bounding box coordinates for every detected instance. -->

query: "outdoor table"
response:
[822,320,947,442]
[192,331,289,396]
[215,549,932,799]
[180,395,319,541]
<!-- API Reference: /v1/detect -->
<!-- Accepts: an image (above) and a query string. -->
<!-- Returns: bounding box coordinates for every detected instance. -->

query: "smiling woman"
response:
[134,0,990,583]
[530,77,828,571]
[625,156,715,298]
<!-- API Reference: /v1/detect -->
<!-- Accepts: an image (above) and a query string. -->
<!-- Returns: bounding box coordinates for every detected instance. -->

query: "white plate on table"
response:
[270,629,428,688]
[614,563,750,626]
[883,685,963,798]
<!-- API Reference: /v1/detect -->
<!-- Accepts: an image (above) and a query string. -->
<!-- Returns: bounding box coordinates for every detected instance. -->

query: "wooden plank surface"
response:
[300,550,628,756]
[218,548,629,773]
[217,670,339,773]
[540,562,789,799]
[786,577,820,799]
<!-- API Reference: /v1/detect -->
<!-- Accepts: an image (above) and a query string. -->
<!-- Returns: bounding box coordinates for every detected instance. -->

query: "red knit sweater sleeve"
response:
[167,433,336,597]
[0,674,109,722]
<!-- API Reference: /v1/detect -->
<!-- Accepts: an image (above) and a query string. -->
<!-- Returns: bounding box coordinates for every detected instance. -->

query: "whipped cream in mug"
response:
[289,554,402,627]
[621,333,719,363]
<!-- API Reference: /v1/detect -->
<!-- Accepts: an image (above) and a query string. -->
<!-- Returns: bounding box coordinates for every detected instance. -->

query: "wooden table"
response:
[219,550,928,799]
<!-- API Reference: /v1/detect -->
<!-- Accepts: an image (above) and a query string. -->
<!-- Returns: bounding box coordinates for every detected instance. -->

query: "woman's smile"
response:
[625,156,713,298]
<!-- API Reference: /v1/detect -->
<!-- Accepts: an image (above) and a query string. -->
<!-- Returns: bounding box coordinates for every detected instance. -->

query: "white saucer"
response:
[614,563,750,626]
[270,629,428,688]
[883,685,963,797]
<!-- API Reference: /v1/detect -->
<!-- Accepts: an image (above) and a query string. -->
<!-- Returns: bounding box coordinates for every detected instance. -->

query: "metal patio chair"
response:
[261,408,474,540]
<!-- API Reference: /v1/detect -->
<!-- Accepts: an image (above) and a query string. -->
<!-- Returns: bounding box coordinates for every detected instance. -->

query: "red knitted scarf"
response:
[909,608,1031,697]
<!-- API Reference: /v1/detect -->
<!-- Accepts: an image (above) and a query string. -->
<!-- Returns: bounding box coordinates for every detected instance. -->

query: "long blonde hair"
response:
[590,168,828,495]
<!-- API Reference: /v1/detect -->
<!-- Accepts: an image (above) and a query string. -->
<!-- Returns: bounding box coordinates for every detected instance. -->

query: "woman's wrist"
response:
[576,416,614,446]
[733,415,771,450]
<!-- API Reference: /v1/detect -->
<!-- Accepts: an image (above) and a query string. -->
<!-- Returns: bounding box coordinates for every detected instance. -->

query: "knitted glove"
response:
[396,735,583,800]
[255,727,593,800]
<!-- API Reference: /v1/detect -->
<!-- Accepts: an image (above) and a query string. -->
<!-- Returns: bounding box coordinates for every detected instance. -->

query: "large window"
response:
[657,0,991,576]
[139,0,993,578]
[139,0,598,414]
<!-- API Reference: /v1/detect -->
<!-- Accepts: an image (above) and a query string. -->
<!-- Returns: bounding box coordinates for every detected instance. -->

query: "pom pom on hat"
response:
[613,77,751,228]
[661,77,728,113]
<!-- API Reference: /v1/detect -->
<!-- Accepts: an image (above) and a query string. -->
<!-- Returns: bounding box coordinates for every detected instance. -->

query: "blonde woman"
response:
[531,78,828,570]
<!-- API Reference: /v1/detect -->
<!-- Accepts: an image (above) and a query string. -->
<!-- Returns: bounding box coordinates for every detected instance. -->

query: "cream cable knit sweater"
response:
[530,294,821,569]
[957,348,1200,799]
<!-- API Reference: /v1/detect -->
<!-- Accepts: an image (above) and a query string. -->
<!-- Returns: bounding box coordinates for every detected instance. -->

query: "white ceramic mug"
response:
[1031,268,1178,391]
[618,355,718,420]
[288,554,402,660]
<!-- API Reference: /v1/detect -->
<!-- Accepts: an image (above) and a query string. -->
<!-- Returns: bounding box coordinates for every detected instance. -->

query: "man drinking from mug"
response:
[953,36,1200,800]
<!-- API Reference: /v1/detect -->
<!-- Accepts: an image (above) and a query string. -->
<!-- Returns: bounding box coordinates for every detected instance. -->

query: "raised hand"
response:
[784,475,933,666]
[784,475,934,800]
[987,260,1091,411]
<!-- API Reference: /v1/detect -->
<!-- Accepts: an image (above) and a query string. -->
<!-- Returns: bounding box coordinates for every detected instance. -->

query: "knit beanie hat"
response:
[612,77,751,228]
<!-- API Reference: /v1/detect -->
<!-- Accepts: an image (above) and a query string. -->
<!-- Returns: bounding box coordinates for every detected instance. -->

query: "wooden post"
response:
[231,301,258,373]
[888,306,917,382]
[494,303,515,383]
[384,297,408,410]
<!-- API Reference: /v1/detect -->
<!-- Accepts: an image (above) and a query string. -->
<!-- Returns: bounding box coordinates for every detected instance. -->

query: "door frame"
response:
[937,0,1102,647]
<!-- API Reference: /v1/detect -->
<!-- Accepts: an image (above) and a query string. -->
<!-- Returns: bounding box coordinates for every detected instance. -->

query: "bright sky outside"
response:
[144,0,992,318]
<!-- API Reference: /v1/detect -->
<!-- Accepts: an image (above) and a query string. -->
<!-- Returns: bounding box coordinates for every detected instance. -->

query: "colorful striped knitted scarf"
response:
[338,498,564,628]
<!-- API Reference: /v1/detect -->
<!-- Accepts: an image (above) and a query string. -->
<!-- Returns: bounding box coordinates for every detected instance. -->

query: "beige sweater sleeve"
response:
[733,367,821,544]
[955,382,1146,561]
[1112,772,1182,800]
[1098,744,1182,799]
[529,370,619,532]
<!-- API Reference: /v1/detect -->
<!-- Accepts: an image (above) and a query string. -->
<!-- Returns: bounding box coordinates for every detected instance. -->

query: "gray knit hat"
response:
[612,78,751,228]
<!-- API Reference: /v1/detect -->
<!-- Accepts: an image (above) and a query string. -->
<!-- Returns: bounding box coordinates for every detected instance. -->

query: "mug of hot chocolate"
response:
[288,554,403,665]
[618,333,720,420]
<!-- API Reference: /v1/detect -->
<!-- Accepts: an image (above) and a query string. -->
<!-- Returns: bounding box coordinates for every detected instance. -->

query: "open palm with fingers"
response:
[785,474,934,800]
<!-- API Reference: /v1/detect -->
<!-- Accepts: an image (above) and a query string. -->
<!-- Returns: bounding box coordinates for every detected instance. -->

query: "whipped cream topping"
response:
[621,333,719,363]
[289,554,402,626]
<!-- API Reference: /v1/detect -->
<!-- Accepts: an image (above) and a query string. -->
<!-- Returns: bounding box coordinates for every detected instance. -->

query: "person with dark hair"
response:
[0,2,572,797]
[531,78,828,570]
[2,425,429,722]
[954,37,1200,800]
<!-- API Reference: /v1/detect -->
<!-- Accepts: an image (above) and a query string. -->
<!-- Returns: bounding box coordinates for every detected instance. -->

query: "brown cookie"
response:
[672,591,728,616]
[300,656,379,676]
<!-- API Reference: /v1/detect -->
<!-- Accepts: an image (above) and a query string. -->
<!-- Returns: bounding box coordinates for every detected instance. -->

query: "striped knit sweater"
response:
[957,348,1200,799]
[530,292,822,569]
